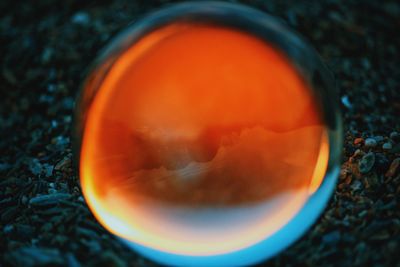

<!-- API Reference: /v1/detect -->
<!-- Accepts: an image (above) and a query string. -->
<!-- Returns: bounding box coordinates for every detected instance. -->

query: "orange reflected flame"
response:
[80,23,329,255]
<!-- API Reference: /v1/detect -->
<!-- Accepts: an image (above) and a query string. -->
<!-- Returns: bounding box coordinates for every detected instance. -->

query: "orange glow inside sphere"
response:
[80,23,329,256]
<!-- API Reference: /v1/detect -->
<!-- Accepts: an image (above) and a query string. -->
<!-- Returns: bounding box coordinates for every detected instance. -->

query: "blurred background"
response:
[0,0,399,266]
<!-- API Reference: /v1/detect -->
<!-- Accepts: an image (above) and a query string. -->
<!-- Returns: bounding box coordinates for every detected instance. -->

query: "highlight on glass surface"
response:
[74,2,342,266]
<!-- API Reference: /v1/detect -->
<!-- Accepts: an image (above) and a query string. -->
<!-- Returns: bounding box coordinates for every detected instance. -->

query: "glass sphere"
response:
[74,2,342,266]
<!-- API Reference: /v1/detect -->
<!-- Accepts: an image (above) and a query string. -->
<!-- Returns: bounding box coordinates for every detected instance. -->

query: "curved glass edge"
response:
[121,166,340,267]
[73,1,343,265]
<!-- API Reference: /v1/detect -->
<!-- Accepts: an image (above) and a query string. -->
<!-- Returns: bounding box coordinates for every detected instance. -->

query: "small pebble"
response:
[28,158,42,176]
[359,152,375,174]
[54,156,71,171]
[391,143,400,153]
[374,136,385,142]
[41,223,53,232]
[385,158,400,177]
[364,138,377,147]
[354,138,364,145]
[390,131,399,141]
[43,164,54,177]
[341,95,352,108]
[48,188,57,194]
[322,230,341,244]
[66,253,81,267]
[3,224,14,234]
[365,173,380,188]
[29,193,71,207]
[71,12,90,25]
[382,142,392,150]
[41,47,53,63]
[350,149,364,163]
[21,195,28,205]
[5,247,63,266]
[1,206,18,223]
[58,183,69,193]
[91,250,127,267]
[15,224,35,240]
[375,153,390,172]
[0,162,11,171]
[353,149,364,158]
[351,180,363,191]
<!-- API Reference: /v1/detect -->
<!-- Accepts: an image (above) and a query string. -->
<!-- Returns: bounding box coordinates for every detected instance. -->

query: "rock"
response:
[66,253,81,267]
[89,250,127,267]
[0,162,11,172]
[76,227,99,239]
[359,152,375,174]
[54,156,72,171]
[391,143,400,153]
[1,206,18,224]
[2,68,17,85]
[365,173,380,188]
[351,180,363,191]
[385,158,400,177]
[43,163,54,177]
[14,224,35,240]
[373,136,385,143]
[351,149,365,162]
[382,142,393,150]
[322,231,341,245]
[0,197,14,208]
[81,239,101,253]
[41,222,53,232]
[49,136,70,151]
[364,138,377,147]
[4,247,64,266]
[390,131,399,141]
[41,47,53,63]
[375,153,390,172]
[28,158,42,176]
[21,195,28,205]
[354,138,364,145]
[71,12,90,25]
[3,224,14,235]
[341,95,352,108]
[286,10,298,26]
[48,188,57,194]
[29,193,71,207]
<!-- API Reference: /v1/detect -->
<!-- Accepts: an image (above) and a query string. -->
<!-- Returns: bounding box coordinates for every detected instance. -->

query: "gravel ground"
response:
[1,0,399,266]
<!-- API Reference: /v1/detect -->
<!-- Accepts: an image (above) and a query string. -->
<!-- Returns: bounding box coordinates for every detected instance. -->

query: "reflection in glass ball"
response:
[79,20,330,264]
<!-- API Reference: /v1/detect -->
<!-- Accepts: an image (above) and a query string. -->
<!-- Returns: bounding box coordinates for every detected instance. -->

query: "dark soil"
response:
[1,0,399,266]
